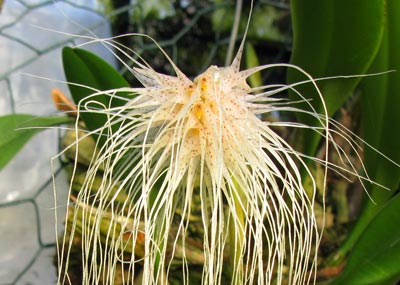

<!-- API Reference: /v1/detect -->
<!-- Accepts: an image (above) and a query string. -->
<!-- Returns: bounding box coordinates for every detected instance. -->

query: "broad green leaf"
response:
[332,0,400,263]
[0,114,72,170]
[245,43,262,89]
[62,47,130,146]
[287,0,385,155]
[360,0,400,229]
[330,194,400,285]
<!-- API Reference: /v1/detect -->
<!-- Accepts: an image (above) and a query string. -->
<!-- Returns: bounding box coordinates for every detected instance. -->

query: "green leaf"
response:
[332,0,400,264]
[62,47,130,146]
[360,0,400,224]
[245,43,262,89]
[0,114,72,170]
[330,194,400,285]
[287,0,385,155]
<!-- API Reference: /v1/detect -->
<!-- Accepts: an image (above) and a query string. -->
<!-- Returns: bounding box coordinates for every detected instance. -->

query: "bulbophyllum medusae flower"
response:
[55,24,375,285]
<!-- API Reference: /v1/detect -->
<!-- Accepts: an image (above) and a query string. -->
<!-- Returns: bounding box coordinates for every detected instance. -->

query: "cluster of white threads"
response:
[31,2,396,285]
[54,31,331,285]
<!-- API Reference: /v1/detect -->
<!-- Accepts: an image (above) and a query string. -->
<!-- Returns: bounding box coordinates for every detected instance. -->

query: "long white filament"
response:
[50,15,388,283]
[52,29,332,284]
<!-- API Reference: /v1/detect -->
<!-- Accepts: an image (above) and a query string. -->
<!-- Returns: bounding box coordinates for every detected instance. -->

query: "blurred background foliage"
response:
[101,0,291,83]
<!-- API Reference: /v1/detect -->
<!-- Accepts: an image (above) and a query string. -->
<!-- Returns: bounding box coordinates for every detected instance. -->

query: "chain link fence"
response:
[0,1,290,284]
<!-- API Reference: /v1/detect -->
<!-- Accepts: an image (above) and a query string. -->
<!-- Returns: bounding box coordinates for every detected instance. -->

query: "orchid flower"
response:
[55,7,380,285]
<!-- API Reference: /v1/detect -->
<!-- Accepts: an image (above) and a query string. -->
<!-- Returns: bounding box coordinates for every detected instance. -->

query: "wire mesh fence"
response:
[0,1,290,284]
[0,2,114,284]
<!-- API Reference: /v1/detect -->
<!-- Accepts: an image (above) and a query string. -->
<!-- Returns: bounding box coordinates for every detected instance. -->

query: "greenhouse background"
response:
[0,1,115,284]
